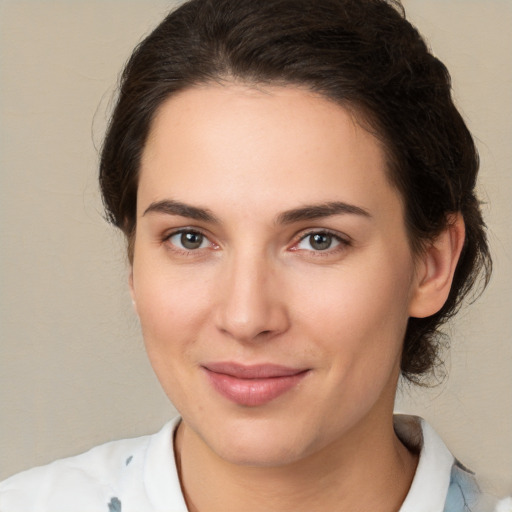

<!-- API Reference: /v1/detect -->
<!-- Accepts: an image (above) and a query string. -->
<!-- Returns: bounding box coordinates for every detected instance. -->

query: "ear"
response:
[408,214,465,318]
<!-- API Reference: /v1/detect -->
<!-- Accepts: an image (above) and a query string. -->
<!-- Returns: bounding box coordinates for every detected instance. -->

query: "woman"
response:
[0,0,505,510]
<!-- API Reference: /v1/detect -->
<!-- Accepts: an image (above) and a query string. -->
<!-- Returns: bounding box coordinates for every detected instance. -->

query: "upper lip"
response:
[202,362,308,379]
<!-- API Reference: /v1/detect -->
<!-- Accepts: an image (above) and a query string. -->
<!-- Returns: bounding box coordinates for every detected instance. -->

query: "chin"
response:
[216,438,307,468]
[197,414,321,468]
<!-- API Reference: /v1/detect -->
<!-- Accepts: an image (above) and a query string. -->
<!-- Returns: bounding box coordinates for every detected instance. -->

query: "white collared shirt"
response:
[0,415,494,512]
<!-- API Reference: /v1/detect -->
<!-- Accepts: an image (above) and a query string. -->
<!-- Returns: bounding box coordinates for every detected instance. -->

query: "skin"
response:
[130,84,464,512]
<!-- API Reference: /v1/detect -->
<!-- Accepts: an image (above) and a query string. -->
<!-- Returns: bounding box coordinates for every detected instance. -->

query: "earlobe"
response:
[408,214,465,319]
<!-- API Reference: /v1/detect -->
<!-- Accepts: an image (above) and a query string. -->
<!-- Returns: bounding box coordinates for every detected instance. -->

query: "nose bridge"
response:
[215,244,288,341]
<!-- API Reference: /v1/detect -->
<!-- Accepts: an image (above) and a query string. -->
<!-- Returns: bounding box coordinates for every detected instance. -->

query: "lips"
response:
[202,362,309,407]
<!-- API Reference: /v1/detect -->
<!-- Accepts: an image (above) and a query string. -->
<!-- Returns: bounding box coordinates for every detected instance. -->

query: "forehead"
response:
[138,83,402,219]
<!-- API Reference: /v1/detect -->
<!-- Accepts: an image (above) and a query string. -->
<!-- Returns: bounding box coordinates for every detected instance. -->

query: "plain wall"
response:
[1,0,511,497]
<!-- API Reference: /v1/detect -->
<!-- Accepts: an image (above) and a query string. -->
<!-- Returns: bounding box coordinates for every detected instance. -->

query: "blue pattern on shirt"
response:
[444,462,482,512]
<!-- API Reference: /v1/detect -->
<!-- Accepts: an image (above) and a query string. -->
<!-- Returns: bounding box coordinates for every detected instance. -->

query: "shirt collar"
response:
[144,415,455,512]
[395,414,455,512]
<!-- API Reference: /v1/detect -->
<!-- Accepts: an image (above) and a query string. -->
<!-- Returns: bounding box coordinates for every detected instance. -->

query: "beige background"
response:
[0,0,511,498]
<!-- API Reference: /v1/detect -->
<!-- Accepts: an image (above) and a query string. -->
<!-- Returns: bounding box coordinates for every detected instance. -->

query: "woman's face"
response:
[131,84,422,466]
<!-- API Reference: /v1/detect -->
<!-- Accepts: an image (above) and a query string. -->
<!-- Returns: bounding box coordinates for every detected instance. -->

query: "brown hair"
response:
[99,0,491,384]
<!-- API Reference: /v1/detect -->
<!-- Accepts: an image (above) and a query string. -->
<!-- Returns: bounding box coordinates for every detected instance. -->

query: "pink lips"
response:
[202,362,309,407]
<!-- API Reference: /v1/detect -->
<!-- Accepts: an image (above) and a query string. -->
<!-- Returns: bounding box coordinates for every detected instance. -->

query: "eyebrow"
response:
[276,201,371,224]
[142,199,370,224]
[143,199,219,223]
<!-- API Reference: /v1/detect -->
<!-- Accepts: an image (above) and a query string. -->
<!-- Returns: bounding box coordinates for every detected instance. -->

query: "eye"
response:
[295,231,346,252]
[167,230,211,251]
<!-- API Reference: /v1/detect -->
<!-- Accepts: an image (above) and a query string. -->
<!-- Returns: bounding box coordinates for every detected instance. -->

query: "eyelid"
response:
[289,228,352,253]
[298,228,351,243]
[162,227,219,253]
[160,226,351,256]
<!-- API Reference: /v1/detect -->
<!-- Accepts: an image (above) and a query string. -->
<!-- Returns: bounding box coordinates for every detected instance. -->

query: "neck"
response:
[174,406,418,512]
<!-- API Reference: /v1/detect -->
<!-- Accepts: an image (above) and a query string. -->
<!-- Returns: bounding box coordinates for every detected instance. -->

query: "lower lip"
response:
[203,369,309,407]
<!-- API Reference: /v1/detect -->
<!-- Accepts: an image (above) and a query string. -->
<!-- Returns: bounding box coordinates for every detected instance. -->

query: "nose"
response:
[214,250,290,343]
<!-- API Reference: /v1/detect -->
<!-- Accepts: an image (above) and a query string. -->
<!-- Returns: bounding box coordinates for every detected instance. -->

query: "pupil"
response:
[311,233,331,250]
[181,232,203,249]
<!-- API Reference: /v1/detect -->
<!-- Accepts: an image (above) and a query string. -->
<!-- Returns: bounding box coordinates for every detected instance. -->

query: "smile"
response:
[202,362,310,407]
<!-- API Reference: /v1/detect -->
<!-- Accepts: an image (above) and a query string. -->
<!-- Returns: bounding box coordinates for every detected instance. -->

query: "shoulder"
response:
[0,419,180,512]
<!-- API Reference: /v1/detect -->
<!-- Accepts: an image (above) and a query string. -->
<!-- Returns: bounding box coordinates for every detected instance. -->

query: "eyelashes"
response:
[292,230,350,253]
[162,227,351,257]
[163,229,218,255]
[167,230,210,251]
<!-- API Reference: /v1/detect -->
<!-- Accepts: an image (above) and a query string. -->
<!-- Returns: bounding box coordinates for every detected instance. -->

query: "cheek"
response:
[132,266,214,408]
[290,254,414,369]
[296,266,411,334]
[133,263,213,354]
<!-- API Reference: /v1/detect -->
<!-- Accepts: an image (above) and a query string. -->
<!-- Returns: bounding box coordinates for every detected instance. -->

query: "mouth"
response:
[202,362,310,407]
